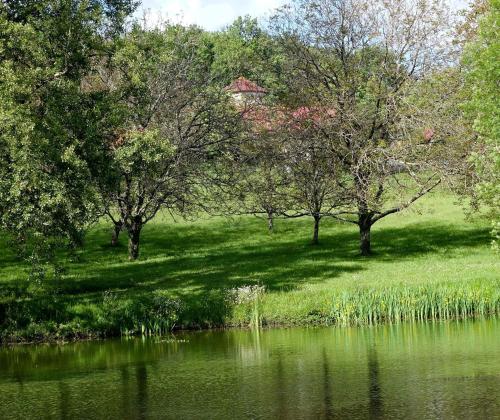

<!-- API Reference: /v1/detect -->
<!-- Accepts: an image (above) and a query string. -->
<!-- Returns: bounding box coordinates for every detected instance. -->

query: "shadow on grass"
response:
[62,219,490,297]
[0,218,491,298]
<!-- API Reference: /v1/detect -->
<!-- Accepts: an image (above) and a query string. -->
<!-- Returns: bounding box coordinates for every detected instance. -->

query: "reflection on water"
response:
[136,363,148,420]
[0,319,499,419]
[321,349,334,419]
[368,346,382,419]
[120,366,131,419]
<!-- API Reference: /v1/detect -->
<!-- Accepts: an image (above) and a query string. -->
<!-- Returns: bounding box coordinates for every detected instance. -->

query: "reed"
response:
[249,280,500,328]
[101,290,182,337]
[331,284,499,326]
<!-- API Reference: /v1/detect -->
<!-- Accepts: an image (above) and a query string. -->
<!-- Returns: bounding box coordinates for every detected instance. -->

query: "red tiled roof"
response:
[225,76,268,94]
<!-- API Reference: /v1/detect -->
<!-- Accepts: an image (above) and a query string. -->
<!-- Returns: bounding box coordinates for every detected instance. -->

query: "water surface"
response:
[0,319,499,419]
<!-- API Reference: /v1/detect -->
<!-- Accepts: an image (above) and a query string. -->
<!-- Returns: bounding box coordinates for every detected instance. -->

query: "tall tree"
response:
[236,104,344,243]
[100,26,239,260]
[0,0,136,276]
[236,122,290,233]
[280,108,345,244]
[271,0,464,255]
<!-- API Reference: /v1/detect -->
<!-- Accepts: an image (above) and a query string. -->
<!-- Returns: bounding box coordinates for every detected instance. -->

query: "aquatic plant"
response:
[100,290,182,336]
[327,283,500,326]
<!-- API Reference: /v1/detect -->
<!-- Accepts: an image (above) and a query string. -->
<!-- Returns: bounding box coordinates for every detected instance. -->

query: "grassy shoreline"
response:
[1,282,499,345]
[1,193,499,344]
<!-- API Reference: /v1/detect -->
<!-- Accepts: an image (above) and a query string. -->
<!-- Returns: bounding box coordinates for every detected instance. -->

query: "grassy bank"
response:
[1,192,499,342]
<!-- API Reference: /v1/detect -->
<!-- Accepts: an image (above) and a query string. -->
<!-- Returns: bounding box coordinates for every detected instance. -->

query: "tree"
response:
[271,0,463,255]
[463,0,500,249]
[100,26,239,260]
[236,104,345,243]
[0,0,136,276]
[236,129,289,233]
[279,108,345,244]
[198,17,290,233]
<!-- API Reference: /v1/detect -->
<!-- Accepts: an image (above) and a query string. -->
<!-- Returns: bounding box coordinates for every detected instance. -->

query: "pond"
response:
[0,319,499,419]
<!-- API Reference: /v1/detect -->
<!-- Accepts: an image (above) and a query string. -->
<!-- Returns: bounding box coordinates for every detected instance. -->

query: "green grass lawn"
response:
[1,192,499,342]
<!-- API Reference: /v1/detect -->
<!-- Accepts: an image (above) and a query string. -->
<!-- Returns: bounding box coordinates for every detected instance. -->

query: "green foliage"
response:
[113,129,174,180]
[0,0,136,276]
[464,0,500,248]
[100,290,183,336]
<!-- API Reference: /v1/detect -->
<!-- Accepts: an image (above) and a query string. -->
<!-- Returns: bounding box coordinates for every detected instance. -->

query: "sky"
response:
[138,0,285,30]
[138,0,469,31]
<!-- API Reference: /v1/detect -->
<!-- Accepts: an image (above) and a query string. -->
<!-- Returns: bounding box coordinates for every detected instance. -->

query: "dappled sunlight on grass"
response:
[0,194,496,298]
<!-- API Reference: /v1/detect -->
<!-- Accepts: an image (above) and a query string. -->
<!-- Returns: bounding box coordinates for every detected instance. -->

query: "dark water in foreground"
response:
[0,319,499,419]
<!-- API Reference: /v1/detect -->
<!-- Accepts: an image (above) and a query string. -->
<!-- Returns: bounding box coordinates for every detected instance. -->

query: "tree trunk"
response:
[267,210,274,233]
[128,223,142,261]
[359,224,371,256]
[312,214,321,245]
[111,220,123,246]
[359,214,372,256]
